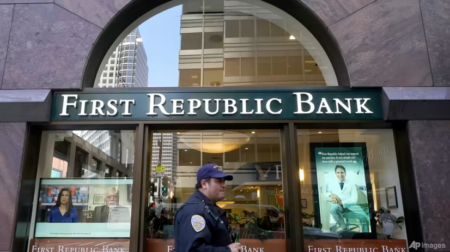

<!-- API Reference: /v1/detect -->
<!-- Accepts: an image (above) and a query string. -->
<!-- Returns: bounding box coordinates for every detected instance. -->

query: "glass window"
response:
[204,32,224,49]
[30,130,135,251]
[146,130,286,251]
[288,56,302,75]
[182,0,202,14]
[297,129,409,250]
[273,57,287,75]
[95,0,337,88]
[257,57,271,76]
[270,21,287,37]
[257,19,270,37]
[241,19,255,38]
[179,69,201,86]
[241,57,255,76]
[225,20,239,38]
[225,58,240,77]
[204,68,224,87]
[181,33,202,50]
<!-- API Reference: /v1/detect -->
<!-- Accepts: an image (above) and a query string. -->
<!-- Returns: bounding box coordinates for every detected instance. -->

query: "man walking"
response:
[173,163,241,252]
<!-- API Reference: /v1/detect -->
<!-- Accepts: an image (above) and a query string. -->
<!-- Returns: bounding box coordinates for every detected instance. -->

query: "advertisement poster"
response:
[310,143,374,238]
[35,178,133,238]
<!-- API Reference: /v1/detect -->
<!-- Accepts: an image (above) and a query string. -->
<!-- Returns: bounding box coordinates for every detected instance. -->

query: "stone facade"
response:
[0,0,449,251]
[0,0,448,90]
[408,121,450,250]
[0,123,26,251]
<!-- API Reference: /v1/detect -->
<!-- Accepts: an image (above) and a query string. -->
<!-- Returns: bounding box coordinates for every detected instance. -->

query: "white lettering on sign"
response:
[308,246,333,252]
[171,99,184,115]
[254,99,264,115]
[32,245,55,252]
[33,246,101,252]
[294,92,315,114]
[334,98,352,114]
[119,99,135,116]
[107,100,118,116]
[91,100,105,116]
[354,98,373,114]
[275,165,282,179]
[266,98,282,115]
[58,92,375,118]
[334,246,380,252]
[240,246,264,252]
[240,99,254,114]
[147,94,169,115]
[316,98,334,114]
[223,99,238,114]
[187,99,201,115]
[204,99,221,115]
[79,100,88,116]
[60,94,78,116]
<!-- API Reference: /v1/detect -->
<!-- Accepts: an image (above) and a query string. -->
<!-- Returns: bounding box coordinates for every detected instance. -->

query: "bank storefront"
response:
[24,86,416,252]
[9,1,428,252]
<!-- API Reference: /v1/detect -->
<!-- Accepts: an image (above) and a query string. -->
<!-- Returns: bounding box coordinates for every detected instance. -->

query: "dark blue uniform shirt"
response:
[48,206,78,223]
[174,190,232,252]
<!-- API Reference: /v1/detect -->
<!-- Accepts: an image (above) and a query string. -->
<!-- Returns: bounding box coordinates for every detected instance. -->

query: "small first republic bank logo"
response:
[409,241,446,250]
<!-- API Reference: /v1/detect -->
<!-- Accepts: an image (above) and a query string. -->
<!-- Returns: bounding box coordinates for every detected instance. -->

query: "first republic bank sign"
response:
[51,88,382,122]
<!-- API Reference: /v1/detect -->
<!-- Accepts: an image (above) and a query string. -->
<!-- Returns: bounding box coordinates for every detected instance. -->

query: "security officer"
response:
[173,164,241,252]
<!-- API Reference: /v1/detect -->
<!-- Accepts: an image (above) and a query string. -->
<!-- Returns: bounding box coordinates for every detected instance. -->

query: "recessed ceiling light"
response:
[318,131,322,134]
[289,35,296,40]
[245,148,248,150]
[184,150,188,152]
[251,131,255,134]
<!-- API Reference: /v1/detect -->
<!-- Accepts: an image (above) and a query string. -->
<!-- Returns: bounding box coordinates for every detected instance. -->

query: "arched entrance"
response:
[83,0,349,88]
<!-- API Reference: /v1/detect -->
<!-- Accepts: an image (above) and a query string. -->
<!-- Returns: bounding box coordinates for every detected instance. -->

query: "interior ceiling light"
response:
[178,130,250,154]
[289,35,296,40]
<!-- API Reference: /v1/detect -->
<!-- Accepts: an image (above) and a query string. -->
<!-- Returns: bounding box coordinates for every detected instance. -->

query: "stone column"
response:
[408,121,450,249]
[0,123,26,252]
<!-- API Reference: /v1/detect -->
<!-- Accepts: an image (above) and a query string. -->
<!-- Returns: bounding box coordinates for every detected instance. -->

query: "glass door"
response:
[144,129,287,252]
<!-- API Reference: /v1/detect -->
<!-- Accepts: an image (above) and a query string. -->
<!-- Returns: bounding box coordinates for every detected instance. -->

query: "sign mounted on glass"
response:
[310,143,376,238]
[51,88,382,121]
[35,178,133,238]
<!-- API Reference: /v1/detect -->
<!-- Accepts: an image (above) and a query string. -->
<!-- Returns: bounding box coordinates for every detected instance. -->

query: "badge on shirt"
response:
[191,215,206,232]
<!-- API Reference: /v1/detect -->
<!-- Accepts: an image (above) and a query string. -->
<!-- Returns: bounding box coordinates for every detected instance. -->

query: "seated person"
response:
[92,187,130,223]
[325,165,368,232]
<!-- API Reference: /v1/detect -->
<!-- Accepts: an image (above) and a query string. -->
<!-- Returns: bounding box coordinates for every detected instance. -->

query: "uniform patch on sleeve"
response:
[191,215,206,232]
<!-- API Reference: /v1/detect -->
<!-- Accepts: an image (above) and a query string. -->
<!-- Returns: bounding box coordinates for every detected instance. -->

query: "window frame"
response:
[13,121,422,252]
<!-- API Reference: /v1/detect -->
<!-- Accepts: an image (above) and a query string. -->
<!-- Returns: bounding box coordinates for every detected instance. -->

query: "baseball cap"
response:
[197,163,233,182]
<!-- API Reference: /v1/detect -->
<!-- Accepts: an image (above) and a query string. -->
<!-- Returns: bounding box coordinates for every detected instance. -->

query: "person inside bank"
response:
[48,188,78,223]
[92,187,130,223]
[325,165,369,232]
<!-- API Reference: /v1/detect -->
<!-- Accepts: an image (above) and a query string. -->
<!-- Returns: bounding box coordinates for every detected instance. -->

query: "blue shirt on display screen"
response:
[48,206,78,222]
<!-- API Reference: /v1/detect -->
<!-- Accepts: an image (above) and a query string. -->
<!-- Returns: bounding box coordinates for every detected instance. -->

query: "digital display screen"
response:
[311,144,373,235]
[34,178,132,238]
